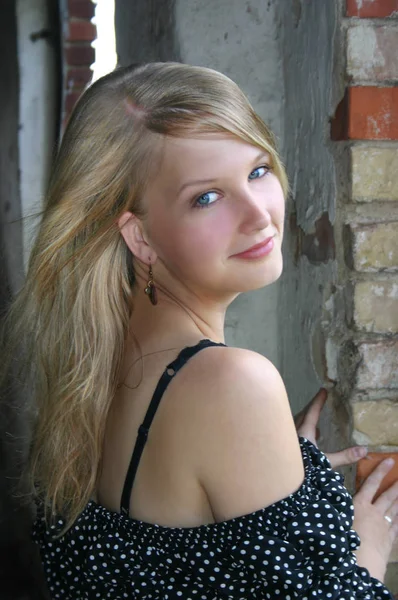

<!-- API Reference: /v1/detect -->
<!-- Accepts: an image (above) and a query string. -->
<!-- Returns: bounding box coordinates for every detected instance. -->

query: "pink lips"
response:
[232,237,275,259]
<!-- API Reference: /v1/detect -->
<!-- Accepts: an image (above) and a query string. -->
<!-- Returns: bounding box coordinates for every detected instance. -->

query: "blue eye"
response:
[248,165,270,180]
[195,191,219,208]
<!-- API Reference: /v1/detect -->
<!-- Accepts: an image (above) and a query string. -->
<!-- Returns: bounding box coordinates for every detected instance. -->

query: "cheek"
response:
[152,208,235,267]
[185,211,234,253]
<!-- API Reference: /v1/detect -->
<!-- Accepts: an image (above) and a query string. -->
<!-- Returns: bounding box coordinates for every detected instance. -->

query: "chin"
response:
[253,269,283,291]
[239,255,283,292]
[252,255,283,290]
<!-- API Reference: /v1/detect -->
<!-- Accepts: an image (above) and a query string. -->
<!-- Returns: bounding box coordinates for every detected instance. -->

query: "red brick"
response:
[66,20,96,43]
[65,66,93,90]
[348,87,398,140]
[65,91,83,115]
[65,44,95,67]
[68,0,95,20]
[356,452,398,496]
[347,0,398,18]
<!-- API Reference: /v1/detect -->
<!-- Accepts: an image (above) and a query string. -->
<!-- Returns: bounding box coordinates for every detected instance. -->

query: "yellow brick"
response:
[352,400,398,445]
[354,280,398,333]
[356,341,398,389]
[352,222,398,271]
[351,146,398,201]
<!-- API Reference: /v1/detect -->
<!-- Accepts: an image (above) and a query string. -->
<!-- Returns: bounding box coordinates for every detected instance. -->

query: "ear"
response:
[118,212,157,265]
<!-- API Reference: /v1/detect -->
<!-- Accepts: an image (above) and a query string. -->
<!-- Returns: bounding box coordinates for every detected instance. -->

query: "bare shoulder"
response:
[179,345,305,522]
[179,344,282,383]
[179,344,290,407]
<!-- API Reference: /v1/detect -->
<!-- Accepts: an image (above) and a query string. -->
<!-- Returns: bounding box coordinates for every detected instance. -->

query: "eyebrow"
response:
[178,177,217,196]
[177,151,271,196]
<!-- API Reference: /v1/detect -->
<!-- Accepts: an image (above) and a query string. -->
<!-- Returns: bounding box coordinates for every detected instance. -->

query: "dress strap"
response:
[120,339,226,516]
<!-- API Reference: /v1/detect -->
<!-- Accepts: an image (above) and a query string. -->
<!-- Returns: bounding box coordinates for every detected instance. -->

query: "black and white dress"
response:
[33,340,394,599]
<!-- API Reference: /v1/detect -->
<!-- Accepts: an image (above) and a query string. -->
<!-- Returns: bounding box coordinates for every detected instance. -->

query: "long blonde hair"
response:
[4,62,288,530]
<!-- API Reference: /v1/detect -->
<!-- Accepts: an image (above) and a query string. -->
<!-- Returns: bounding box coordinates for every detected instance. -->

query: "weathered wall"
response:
[275,1,344,448]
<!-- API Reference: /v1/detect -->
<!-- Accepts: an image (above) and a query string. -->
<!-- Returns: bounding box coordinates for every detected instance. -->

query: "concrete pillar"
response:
[276,0,339,426]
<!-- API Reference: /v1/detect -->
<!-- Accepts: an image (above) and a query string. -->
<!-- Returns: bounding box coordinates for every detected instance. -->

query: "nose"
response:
[237,187,272,234]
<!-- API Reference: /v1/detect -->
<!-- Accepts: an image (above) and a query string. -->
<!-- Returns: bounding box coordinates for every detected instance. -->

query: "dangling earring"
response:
[144,263,158,306]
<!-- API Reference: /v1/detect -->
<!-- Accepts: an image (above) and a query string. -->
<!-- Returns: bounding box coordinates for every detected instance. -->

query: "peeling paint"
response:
[290,211,336,264]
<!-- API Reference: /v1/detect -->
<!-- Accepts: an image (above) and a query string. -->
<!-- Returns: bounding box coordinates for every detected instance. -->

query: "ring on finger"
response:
[384,515,393,525]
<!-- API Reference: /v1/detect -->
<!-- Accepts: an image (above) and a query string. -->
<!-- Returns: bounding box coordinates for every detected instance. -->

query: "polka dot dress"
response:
[32,438,393,599]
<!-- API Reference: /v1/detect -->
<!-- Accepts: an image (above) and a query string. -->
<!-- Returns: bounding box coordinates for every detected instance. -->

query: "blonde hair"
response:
[3,62,288,530]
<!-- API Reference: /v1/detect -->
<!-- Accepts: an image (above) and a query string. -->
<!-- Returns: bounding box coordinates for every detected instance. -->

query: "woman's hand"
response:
[294,388,368,469]
[353,458,398,581]
[296,389,398,582]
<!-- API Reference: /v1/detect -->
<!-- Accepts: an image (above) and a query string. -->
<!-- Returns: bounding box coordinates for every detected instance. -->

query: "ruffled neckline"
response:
[37,437,334,545]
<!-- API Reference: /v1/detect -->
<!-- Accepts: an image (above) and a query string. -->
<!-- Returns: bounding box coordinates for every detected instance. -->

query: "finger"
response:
[328,446,368,469]
[300,389,327,429]
[374,480,398,513]
[356,458,395,502]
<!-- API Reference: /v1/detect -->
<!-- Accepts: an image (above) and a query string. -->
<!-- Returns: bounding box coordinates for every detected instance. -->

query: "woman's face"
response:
[141,135,285,300]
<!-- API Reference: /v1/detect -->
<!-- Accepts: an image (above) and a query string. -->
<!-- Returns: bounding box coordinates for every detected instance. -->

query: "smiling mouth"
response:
[232,236,275,257]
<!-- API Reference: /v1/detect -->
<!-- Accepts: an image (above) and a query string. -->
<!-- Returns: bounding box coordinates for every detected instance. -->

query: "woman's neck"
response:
[129,285,231,347]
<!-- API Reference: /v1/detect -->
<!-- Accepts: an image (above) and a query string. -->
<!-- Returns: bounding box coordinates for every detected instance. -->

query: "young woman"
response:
[6,62,397,598]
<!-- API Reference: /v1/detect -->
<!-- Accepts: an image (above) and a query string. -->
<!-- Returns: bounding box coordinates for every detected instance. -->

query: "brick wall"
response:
[61,0,96,129]
[333,0,398,584]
